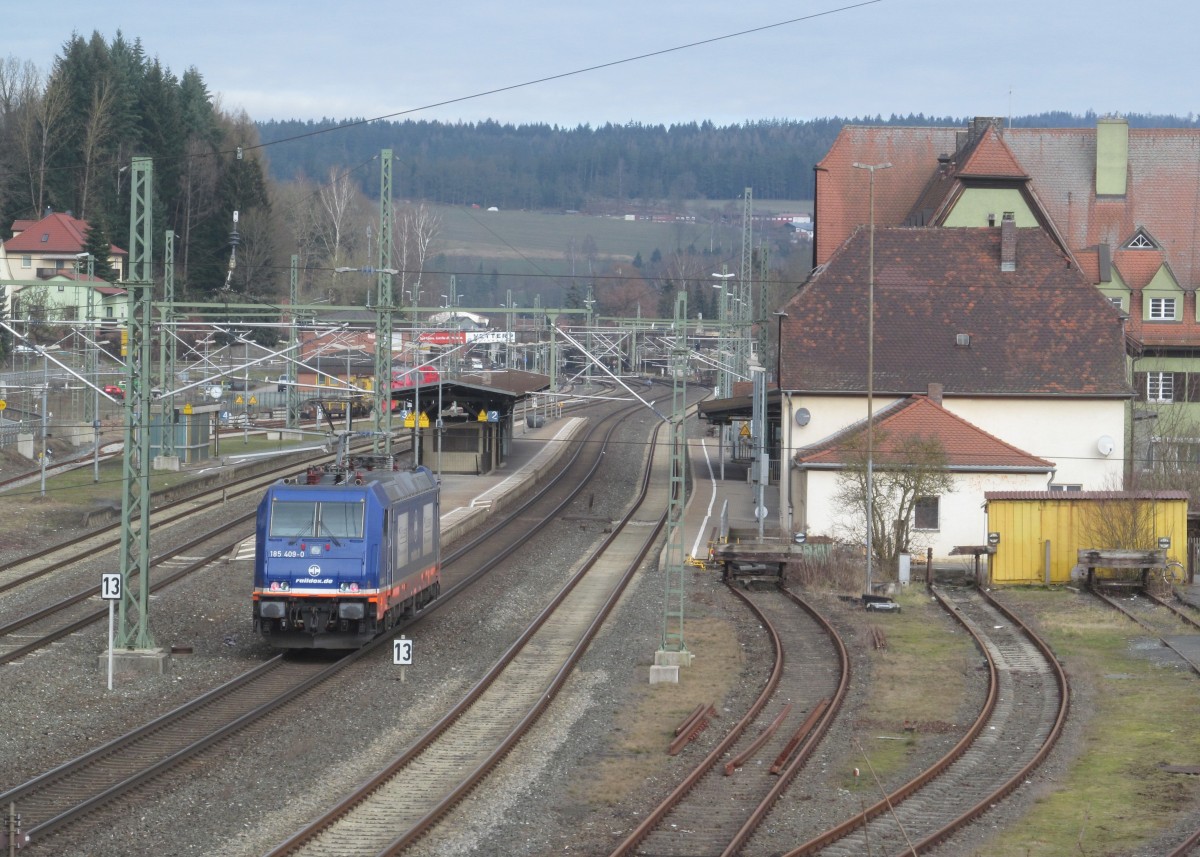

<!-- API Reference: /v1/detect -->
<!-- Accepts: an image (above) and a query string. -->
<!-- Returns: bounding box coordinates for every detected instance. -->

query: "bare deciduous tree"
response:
[316,168,367,298]
[78,79,116,220]
[393,202,441,309]
[11,67,67,215]
[833,430,955,578]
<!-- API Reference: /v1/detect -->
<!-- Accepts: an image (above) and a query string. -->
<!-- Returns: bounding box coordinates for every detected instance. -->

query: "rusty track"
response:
[782,585,1068,856]
[609,585,850,857]
[1091,585,1200,676]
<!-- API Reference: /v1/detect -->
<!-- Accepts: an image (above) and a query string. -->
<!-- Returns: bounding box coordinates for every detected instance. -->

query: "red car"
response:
[103,384,124,399]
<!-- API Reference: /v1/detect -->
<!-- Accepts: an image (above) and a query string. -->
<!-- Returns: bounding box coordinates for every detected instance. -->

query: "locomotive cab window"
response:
[270,499,366,540]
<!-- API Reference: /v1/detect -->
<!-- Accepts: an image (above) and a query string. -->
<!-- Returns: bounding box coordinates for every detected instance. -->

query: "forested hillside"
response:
[2,26,1195,312]
[0,33,270,299]
[258,111,1198,212]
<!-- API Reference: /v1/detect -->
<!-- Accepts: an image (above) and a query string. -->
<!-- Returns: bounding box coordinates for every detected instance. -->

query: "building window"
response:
[1150,438,1200,472]
[57,284,65,292]
[105,306,114,319]
[1127,232,1157,249]
[1108,297,1123,310]
[1147,372,1175,403]
[914,496,940,530]
[1049,484,1083,492]
[21,255,31,268]
[1148,297,1176,320]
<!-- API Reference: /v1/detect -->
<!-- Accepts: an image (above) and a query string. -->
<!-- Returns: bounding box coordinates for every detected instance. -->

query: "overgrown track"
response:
[612,585,849,857]
[263,408,675,857]
[1092,583,1200,675]
[2,394,641,852]
[784,585,1068,857]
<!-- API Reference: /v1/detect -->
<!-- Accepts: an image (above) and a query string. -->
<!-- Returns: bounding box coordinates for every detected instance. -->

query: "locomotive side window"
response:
[422,500,435,557]
[410,506,423,562]
[394,511,409,569]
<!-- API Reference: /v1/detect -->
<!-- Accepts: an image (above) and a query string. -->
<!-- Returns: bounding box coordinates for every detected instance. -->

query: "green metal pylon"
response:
[373,150,395,453]
[660,290,689,654]
[159,229,176,459]
[115,156,155,650]
[286,255,300,429]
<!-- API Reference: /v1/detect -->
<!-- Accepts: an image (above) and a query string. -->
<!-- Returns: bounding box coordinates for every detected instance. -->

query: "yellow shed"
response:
[984,491,1189,585]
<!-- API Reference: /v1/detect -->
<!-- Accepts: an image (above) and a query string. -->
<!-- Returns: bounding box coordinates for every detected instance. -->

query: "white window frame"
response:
[20,255,31,268]
[1147,371,1174,403]
[1148,297,1176,320]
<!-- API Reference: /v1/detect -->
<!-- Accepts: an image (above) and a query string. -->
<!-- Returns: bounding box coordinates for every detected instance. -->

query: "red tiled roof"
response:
[796,396,1054,470]
[814,125,960,265]
[4,212,126,256]
[816,122,1200,293]
[779,227,1130,398]
[957,127,1028,179]
[1111,248,1165,290]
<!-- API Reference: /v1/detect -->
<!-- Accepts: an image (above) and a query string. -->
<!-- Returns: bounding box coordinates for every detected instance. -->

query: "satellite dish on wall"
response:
[1097,435,1115,456]
[795,407,811,427]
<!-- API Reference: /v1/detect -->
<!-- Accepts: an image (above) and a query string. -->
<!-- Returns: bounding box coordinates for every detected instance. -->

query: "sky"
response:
[12,0,1200,127]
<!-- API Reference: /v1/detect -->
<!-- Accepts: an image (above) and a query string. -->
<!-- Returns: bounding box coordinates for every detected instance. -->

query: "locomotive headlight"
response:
[338,582,361,593]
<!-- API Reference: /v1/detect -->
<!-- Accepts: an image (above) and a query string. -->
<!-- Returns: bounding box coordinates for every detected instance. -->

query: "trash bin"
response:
[898,552,911,585]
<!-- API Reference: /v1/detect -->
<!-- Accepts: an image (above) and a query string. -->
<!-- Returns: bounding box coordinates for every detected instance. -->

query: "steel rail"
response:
[5,392,641,850]
[782,585,1068,856]
[265,402,680,857]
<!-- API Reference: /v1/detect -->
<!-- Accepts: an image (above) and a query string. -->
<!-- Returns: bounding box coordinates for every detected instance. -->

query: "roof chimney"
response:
[1000,212,1017,272]
[927,382,943,404]
[1096,116,1129,197]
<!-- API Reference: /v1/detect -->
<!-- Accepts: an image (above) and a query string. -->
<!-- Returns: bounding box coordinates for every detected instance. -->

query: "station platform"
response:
[674,436,782,568]
[438,416,587,544]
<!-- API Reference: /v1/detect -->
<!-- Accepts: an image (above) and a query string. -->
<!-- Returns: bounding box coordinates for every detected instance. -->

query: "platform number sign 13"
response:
[101,573,122,600]
[393,636,413,666]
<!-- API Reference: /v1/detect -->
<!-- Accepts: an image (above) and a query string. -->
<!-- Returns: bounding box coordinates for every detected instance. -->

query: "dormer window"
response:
[1125,230,1158,250]
[1148,297,1176,320]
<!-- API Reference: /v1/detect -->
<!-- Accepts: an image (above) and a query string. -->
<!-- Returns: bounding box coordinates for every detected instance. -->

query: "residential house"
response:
[777,225,1130,559]
[812,116,1200,474]
[794,395,1055,559]
[0,210,129,325]
[11,270,128,325]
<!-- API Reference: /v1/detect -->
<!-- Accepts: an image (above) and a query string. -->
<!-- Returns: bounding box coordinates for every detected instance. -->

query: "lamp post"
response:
[713,267,736,481]
[852,161,891,598]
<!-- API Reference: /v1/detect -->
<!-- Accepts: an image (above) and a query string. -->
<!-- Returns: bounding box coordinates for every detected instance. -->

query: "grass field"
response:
[426,200,812,305]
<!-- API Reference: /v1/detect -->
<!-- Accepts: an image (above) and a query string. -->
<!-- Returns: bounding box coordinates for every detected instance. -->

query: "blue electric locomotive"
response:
[252,456,440,648]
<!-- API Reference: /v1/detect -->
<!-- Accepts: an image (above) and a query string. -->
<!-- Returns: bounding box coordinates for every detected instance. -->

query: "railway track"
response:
[0,438,404,665]
[262,408,675,856]
[782,585,1068,857]
[0,438,376,598]
[612,585,849,857]
[1091,583,1200,675]
[1,393,645,852]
